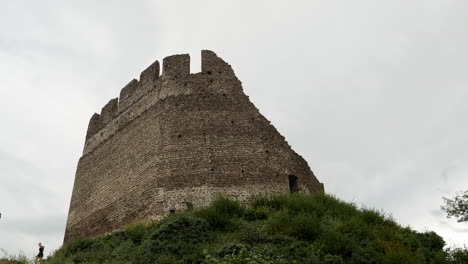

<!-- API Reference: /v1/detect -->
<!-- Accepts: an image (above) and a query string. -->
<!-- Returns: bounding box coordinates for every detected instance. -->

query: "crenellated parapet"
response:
[83,50,242,154]
[66,49,324,244]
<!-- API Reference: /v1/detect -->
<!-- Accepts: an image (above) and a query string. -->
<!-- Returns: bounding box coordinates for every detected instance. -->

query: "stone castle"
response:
[64,50,324,243]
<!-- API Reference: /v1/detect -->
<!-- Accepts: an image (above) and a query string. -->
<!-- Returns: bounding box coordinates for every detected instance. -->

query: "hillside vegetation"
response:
[19,193,468,263]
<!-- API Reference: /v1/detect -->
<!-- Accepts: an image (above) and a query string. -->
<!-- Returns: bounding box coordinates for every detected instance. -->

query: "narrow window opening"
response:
[288,175,299,193]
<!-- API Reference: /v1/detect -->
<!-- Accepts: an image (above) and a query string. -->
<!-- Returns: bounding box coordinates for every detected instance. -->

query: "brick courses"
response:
[64,50,324,243]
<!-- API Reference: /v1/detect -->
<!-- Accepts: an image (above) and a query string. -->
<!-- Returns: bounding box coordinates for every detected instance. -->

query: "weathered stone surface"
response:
[64,50,324,244]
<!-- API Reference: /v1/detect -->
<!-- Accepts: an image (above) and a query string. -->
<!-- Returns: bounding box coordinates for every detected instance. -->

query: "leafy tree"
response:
[442,191,468,222]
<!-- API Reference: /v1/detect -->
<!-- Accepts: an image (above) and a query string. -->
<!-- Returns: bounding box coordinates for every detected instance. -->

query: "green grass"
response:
[0,249,31,264]
[39,193,468,263]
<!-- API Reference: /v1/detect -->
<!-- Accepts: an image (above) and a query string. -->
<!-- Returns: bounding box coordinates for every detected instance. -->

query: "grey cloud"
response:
[1,0,468,256]
[3,214,66,237]
[439,221,468,234]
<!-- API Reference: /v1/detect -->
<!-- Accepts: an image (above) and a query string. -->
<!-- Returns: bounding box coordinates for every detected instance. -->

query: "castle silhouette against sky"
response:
[64,50,324,243]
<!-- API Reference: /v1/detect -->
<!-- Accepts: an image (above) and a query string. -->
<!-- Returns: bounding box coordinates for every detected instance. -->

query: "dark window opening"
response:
[289,175,299,193]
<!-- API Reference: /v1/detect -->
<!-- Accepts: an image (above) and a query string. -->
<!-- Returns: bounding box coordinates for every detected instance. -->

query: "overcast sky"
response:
[1,0,468,258]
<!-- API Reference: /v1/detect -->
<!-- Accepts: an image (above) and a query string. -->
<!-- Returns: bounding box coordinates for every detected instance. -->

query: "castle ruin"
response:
[64,50,324,243]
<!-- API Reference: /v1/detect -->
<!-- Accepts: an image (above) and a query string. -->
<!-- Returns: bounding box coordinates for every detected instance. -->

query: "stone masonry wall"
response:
[64,50,324,243]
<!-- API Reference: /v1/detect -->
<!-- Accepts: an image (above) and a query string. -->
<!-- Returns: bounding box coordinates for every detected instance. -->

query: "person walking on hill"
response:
[35,242,45,262]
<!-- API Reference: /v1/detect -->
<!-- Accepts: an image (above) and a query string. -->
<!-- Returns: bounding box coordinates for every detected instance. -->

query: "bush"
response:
[244,206,269,221]
[195,196,245,230]
[290,213,322,241]
[64,236,96,257]
[124,220,151,244]
[239,222,270,244]
[211,196,245,216]
[447,247,468,264]
[195,206,234,230]
[146,215,209,243]
[0,249,30,264]
[44,193,467,264]
[266,209,291,234]
[417,231,446,251]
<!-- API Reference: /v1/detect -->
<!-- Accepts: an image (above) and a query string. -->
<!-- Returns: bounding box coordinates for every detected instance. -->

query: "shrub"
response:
[195,196,245,230]
[244,206,269,221]
[416,231,446,251]
[265,209,291,234]
[211,196,245,216]
[319,229,355,257]
[64,236,96,257]
[195,206,234,230]
[146,215,209,244]
[239,222,270,244]
[124,220,151,244]
[0,249,30,264]
[204,247,289,264]
[43,193,466,264]
[290,213,322,241]
[251,194,288,210]
[216,242,246,257]
[447,246,468,264]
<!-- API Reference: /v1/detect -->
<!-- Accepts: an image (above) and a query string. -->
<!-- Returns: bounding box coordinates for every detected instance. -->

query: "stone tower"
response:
[64,50,324,243]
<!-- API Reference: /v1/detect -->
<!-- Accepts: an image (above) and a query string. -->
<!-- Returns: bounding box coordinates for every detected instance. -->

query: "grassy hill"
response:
[7,193,468,263]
